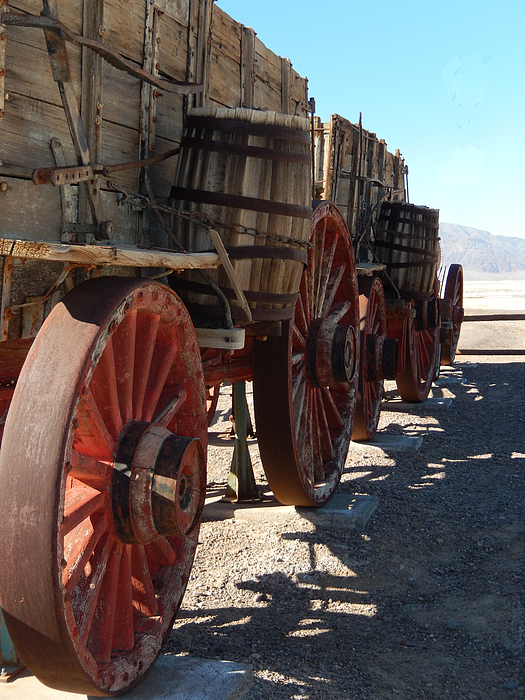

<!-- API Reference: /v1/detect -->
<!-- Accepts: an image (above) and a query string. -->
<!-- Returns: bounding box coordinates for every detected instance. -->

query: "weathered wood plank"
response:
[0,237,221,269]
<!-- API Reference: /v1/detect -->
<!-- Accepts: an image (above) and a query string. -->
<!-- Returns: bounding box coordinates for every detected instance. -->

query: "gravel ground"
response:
[165,354,524,700]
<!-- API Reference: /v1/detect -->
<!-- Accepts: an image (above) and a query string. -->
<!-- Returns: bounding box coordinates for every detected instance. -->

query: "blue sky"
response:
[217,0,525,239]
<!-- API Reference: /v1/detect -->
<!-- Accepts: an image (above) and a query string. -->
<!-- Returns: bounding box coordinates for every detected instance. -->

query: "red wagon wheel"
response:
[396,315,439,403]
[253,203,359,506]
[0,278,207,696]
[441,264,464,365]
[352,277,388,441]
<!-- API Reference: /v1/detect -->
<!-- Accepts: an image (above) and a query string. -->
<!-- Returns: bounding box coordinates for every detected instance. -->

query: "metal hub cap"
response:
[308,318,357,388]
[365,335,399,382]
[112,421,205,544]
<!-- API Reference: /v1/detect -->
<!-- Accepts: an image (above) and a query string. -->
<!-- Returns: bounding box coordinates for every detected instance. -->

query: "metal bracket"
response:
[0,609,24,683]
[224,381,259,502]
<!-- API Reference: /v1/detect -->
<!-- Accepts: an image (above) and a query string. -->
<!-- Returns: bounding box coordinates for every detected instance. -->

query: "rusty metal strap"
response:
[380,202,439,216]
[171,277,299,305]
[185,115,311,143]
[374,239,439,260]
[378,214,439,229]
[33,147,180,186]
[170,187,312,219]
[181,136,311,165]
[339,171,388,187]
[226,246,308,265]
[185,301,296,322]
[0,10,202,95]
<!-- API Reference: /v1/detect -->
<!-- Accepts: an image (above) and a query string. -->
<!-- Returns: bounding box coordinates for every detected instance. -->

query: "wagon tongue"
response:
[111,421,205,544]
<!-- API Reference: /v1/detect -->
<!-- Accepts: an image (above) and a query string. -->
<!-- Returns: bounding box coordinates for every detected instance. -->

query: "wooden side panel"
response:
[208,6,241,108]
[1,0,309,248]
[316,113,407,260]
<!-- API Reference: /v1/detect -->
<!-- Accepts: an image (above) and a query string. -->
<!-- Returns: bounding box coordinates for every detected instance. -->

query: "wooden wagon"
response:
[0,0,464,695]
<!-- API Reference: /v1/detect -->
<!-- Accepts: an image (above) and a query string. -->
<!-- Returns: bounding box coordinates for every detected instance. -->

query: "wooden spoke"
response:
[142,326,180,422]
[75,387,115,459]
[112,309,137,425]
[153,387,188,427]
[320,262,346,319]
[295,282,309,335]
[133,312,160,420]
[146,537,177,566]
[62,487,106,537]
[90,337,123,439]
[86,544,123,662]
[69,450,111,490]
[320,387,344,430]
[316,236,338,318]
[63,515,108,595]
[77,534,115,644]
[131,546,158,617]
[111,546,135,651]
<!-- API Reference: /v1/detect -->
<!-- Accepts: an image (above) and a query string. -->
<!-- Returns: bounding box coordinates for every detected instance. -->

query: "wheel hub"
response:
[112,421,205,544]
[308,318,357,388]
[364,335,399,382]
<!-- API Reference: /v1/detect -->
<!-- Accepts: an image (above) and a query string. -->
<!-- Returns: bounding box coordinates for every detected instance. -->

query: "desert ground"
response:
[164,272,525,699]
[459,271,525,352]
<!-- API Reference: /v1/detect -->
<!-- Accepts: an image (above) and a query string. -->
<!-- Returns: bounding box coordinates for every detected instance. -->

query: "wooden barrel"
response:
[374,202,440,299]
[170,107,312,323]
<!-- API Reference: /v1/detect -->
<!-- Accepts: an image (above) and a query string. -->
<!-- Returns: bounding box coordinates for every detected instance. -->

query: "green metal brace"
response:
[0,609,24,682]
[224,381,260,502]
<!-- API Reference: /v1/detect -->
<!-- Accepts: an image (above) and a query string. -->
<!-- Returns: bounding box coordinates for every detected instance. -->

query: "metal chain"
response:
[108,182,313,250]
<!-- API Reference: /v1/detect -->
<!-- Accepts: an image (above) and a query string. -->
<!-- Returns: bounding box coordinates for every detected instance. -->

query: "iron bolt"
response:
[0,182,7,192]
[0,68,5,78]
[98,24,105,36]
[4,92,9,100]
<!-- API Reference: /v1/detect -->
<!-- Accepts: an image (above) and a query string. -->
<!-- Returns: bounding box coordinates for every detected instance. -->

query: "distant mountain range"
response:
[439,223,525,275]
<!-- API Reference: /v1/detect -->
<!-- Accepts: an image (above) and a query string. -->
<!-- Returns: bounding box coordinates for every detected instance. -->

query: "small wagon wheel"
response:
[396,315,439,403]
[253,203,359,506]
[352,277,392,441]
[441,264,464,365]
[0,278,207,696]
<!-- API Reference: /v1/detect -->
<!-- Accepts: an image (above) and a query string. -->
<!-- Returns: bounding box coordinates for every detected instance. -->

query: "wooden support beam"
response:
[0,239,220,271]
[241,26,255,108]
[1,256,13,341]
[281,57,291,115]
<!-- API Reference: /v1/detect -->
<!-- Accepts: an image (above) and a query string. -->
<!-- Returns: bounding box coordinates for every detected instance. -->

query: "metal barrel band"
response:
[184,115,311,143]
[374,239,440,259]
[180,136,311,165]
[170,187,312,219]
